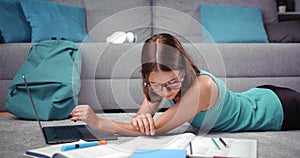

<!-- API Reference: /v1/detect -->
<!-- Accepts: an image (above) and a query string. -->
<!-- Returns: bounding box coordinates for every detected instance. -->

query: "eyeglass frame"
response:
[143,73,185,92]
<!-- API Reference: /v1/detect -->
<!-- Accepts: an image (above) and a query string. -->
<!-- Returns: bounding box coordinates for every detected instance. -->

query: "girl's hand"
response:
[131,113,155,135]
[71,105,100,129]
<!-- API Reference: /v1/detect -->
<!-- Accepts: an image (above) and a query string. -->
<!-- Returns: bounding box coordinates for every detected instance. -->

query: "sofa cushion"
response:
[152,0,278,43]
[47,0,152,42]
[84,0,152,42]
[20,0,90,42]
[200,5,268,43]
[0,0,31,43]
[198,0,278,25]
[265,20,300,43]
[152,0,204,43]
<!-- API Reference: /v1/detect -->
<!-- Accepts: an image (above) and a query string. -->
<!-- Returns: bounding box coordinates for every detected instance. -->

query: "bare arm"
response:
[130,98,160,135]
[71,75,218,136]
[135,98,160,116]
[71,99,161,136]
[152,75,218,134]
[71,105,146,136]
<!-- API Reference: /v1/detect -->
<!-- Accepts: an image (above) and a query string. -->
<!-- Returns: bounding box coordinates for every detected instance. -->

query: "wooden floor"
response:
[0,112,14,117]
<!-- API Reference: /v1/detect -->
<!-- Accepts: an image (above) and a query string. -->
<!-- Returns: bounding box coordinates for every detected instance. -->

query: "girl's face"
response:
[147,70,184,100]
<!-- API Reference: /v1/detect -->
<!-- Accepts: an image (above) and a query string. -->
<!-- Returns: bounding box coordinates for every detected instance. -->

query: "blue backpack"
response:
[6,40,81,120]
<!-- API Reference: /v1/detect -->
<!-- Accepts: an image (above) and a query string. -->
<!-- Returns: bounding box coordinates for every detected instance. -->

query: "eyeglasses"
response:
[144,73,185,92]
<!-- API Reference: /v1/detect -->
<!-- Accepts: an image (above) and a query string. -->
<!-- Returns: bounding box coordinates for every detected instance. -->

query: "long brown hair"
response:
[141,33,200,102]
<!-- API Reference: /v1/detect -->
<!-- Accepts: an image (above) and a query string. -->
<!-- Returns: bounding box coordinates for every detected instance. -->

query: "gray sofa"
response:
[2,43,300,112]
[1,0,300,157]
[1,0,300,112]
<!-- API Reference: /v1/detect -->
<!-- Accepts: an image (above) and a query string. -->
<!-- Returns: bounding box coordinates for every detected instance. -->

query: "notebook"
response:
[23,75,117,144]
[25,133,257,158]
[25,133,195,158]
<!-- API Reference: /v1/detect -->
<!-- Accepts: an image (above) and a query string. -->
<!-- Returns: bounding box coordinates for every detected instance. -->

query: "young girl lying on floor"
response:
[71,33,300,136]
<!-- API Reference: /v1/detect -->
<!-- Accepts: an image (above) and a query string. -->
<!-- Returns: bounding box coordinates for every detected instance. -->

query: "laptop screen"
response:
[22,75,47,140]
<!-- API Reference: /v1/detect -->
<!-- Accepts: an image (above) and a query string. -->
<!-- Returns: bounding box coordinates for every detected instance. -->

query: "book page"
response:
[24,140,86,158]
[25,145,58,157]
[60,133,196,157]
[187,137,257,158]
[25,140,130,158]
[25,133,196,158]
[118,133,196,151]
[53,144,131,158]
[25,146,56,157]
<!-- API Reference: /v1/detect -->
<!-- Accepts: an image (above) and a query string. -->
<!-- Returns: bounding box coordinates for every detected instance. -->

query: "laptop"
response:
[22,75,117,144]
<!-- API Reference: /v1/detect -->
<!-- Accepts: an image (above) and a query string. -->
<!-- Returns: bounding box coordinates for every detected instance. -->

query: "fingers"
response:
[70,105,90,122]
[70,107,79,121]
[138,114,147,133]
[71,116,81,122]
[131,113,155,135]
[131,118,140,130]
[141,114,151,135]
[146,113,155,136]
[70,111,81,122]
[131,114,145,133]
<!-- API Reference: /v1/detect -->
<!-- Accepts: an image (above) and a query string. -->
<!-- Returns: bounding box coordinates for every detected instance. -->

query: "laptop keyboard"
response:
[45,126,80,139]
[57,126,80,139]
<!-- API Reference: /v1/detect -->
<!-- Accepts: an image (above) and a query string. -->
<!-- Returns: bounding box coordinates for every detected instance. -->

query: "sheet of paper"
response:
[187,137,257,158]
[118,133,195,151]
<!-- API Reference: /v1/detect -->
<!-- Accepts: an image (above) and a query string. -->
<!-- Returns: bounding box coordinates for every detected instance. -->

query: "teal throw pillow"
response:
[20,0,90,42]
[0,0,31,42]
[200,5,268,43]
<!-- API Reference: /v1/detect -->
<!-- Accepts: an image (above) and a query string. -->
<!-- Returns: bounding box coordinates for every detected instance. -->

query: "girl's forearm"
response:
[95,118,145,136]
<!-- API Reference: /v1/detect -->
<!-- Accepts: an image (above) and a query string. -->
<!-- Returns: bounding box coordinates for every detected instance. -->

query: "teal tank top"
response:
[169,70,284,132]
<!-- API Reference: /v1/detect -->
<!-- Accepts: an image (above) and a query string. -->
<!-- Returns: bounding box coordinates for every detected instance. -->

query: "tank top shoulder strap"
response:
[196,70,211,77]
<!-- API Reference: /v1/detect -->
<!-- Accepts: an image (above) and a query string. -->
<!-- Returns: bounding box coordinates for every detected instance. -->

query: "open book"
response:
[24,133,256,158]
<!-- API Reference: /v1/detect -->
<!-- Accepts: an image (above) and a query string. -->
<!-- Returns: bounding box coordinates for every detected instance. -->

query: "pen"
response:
[61,140,107,152]
[189,142,193,155]
[211,138,221,150]
[219,138,228,148]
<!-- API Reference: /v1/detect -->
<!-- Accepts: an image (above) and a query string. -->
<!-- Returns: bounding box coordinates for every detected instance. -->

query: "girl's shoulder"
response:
[195,72,216,89]
[196,71,219,96]
[189,72,219,111]
[196,74,211,83]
